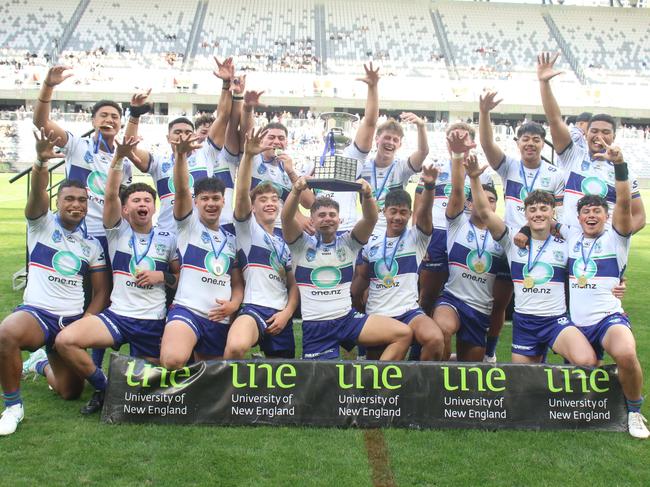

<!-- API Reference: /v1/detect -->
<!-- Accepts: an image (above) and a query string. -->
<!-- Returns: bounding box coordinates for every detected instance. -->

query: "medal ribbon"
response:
[468,221,488,261]
[527,235,551,273]
[318,131,336,166]
[130,229,154,266]
[261,224,287,267]
[382,231,405,276]
[579,234,601,272]
[372,161,395,200]
[55,214,88,238]
[519,161,541,194]
[93,131,114,154]
[204,226,227,263]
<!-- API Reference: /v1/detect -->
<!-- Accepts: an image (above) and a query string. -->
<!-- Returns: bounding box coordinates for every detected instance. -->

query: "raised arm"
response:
[465,154,507,240]
[281,176,308,243]
[33,65,73,145]
[478,91,505,169]
[445,130,477,219]
[25,128,63,219]
[124,89,152,172]
[415,165,439,234]
[104,136,141,228]
[171,133,202,220]
[351,179,378,244]
[210,57,234,148]
[353,63,380,153]
[239,90,265,150]
[235,127,271,220]
[594,139,632,235]
[537,52,571,154]
[225,73,245,155]
[401,112,428,170]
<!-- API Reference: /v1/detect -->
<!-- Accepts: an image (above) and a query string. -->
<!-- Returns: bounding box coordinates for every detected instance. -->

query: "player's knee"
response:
[395,324,413,342]
[0,325,19,350]
[53,329,76,352]
[159,351,188,371]
[224,342,247,359]
[572,349,597,368]
[612,349,639,371]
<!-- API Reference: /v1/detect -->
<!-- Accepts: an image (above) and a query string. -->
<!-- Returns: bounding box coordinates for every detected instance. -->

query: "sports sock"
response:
[485,336,499,357]
[91,348,106,369]
[86,367,107,392]
[35,359,49,377]
[2,389,22,408]
[626,396,644,413]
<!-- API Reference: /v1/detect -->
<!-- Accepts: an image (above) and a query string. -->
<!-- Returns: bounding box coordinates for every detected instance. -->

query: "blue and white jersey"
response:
[251,153,293,230]
[289,231,362,321]
[235,214,291,310]
[556,142,641,228]
[415,159,494,230]
[305,144,367,232]
[495,155,564,230]
[173,211,237,320]
[564,226,629,326]
[212,144,239,227]
[570,126,587,152]
[498,229,568,316]
[62,133,133,236]
[24,212,106,316]
[147,144,215,233]
[444,213,505,315]
[362,226,429,316]
[106,219,176,320]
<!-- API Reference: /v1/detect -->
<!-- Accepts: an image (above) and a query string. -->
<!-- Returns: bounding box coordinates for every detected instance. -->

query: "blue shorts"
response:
[302,309,369,360]
[14,305,83,351]
[166,305,229,357]
[512,312,573,357]
[98,308,164,358]
[240,304,295,356]
[420,228,448,272]
[436,292,491,348]
[393,308,425,325]
[367,308,425,358]
[578,313,631,360]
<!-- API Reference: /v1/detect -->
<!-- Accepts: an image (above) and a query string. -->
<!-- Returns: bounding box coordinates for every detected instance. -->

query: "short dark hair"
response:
[263,122,288,136]
[311,196,339,214]
[577,194,608,214]
[120,182,157,205]
[250,181,281,202]
[168,117,194,131]
[91,100,122,118]
[588,114,616,134]
[516,122,546,139]
[524,189,555,209]
[57,179,87,194]
[467,184,498,202]
[194,177,225,197]
[194,114,215,128]
[384,189,412,209]
[576,112,592,123]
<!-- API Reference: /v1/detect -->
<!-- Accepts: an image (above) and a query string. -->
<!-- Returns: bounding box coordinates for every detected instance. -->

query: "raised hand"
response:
[591,137,624,164]
[213,56,234,81]
[293,176,308,193]
[244,127,271,156]
[479,90,502,113]
[358,178,373,198]
[244,90,265,109]
[537,52,563,82]
[400,112,425,127]
[232,74,246,95]
[462,151,487,179]
[130,88,151,107]
[356,62,380,88]
[447,130,477,155]
[421,164,440,186]
[114,135,142,160]
[44,65,73,87]
[33,127,63,162]
[171,133,202,156]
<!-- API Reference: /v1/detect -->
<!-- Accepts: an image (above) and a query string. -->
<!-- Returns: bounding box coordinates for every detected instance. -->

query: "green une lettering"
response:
[336,363,402,390]
[545,368,610,393]
[125,361,191,388]
[442,366,506,392]
[230,363,296,389]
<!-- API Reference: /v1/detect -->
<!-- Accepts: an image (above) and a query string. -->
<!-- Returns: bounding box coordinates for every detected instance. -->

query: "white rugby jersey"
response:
[306,144,367,232]
[147,143,215,233]
[235,214,291,310]
[415,159,493,230]
[362,226,429,316]
[556,142,641,228]
[443,213,505,315]
[24,212,106,316]
[62,133,133,236]
[173,211,238,321]
[106,219,176,320]
[570,126,588,152]
[212,144,239,227]
[289,231,362,321]
[495,155,564,230]
[564,225,628,326]
[498,230,568,316]
[250,153,293,230]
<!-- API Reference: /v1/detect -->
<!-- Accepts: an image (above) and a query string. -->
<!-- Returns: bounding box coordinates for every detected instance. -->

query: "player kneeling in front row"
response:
[56,137,179,414]
[159,134,243,369]
[283,177,412,360]
[224,128,298,359]
[352,166,444,360]
[0,131,110,435]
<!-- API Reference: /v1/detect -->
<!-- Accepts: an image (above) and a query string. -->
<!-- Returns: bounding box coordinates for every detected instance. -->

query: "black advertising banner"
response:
[102,354,627,431]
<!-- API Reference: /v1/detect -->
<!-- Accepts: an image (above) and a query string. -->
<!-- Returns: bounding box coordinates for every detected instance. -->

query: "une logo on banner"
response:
[442,366,506,392]
[125,361,199,389]
[337,363,402,390]
[545,368,610,393]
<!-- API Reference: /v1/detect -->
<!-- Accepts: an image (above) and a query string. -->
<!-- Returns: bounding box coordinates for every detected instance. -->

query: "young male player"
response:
[223,128,299,359]
[159,134,243,370]
[0,131,110,435]
[464,158,596,366]
[282,177,412,360]
[55,137,179,414]
[352,166,444,361]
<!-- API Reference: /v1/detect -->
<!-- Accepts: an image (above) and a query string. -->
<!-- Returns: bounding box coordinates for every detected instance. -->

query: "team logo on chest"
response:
[310,266,341,289]
[168,174,194,194]
[52,251,82,277]
[84,151,94,164]
[80,241,91,257]
[87,171,108,196]
[155,244,167,256]
[306,248,316,262]
[580,177,608,198]
[466,250,492,275]
[52,229,63,243]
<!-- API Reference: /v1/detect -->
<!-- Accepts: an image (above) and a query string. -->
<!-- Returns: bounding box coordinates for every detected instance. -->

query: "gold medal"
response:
[578,275,588,288]
[474,261,485,274]
[134,266,143,275]
[383,275,395,288]
[523,276,535,289]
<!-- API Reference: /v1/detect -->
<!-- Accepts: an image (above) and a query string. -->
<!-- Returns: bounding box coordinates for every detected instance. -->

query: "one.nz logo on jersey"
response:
[52,250,82,277]
[87,170,108,196]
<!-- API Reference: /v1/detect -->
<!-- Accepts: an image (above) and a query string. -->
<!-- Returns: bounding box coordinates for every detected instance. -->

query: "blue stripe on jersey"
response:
[504,180,524,201]
[156,177,173,198]
[236,248,248,268]
[511,261,565,282]
[568,257,620,278]
[180,244,235,273]
[246,244,274,267]
[565,172,616,204]
[66,165,92,184]
[213,167,234,188]
[251,176,290,201]
[30,242,89,276]
[368,254,418,278]
[294,263,354,285]
[112,250,168,273]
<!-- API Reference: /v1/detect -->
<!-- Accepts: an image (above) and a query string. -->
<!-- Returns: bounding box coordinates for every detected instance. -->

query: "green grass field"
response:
[0,174,648,486]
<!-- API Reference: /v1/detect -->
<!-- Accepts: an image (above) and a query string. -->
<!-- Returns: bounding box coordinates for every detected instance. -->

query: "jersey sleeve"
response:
[146,153,161,177]
[342,144,367,178]
[395,158,417,184]
[88,239,108,272]
[414,225,430,261]
[555,141,583,171]
[342,231,365,254]
[611,228,631,272]
[495,227,513,259]
[495,154,516,183]
[233,214,254,252]
[26,210,52,234]
[287,231,310,255]
[219,146,241,168]
[105,218,129,246]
